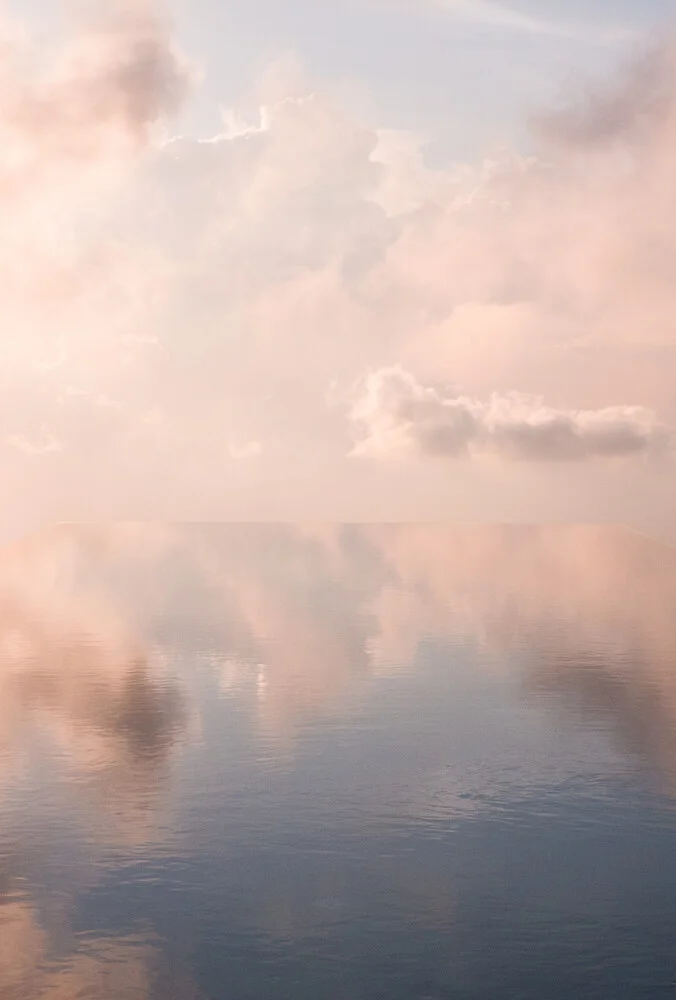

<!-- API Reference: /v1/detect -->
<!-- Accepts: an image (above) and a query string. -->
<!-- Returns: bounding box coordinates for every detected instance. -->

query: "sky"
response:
[2,0,676,538]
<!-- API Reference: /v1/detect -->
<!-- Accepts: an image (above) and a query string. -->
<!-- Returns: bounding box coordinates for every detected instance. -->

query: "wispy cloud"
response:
[6,428,62,456]
[431,0,637,44]
[433,0,557,35]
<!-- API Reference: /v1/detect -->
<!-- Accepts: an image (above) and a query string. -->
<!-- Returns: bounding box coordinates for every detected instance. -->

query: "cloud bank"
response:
[349,366,668,462]
[0,2,676,529]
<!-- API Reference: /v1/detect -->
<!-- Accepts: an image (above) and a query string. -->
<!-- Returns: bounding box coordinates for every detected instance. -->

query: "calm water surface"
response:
[2,524,676,999]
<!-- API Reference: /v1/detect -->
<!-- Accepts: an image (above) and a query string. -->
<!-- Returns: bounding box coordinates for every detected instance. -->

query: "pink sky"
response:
[2,1,676,537]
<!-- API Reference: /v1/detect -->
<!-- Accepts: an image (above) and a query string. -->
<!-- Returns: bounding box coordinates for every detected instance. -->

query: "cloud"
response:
[431,0,567,37]
[0,0,191,173]
[535,33,676,145]
[0,5,675,529]
[427,0,636,44]
[6,426,62,455]
[349,366,668,462]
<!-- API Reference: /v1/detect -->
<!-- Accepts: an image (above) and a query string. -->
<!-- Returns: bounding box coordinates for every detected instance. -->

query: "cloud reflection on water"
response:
[0,524,189,843]
[1,522,676,989]
[2,523,676,779]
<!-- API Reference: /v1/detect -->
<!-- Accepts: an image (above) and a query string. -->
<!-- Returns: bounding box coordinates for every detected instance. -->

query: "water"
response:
[2,523,676,999]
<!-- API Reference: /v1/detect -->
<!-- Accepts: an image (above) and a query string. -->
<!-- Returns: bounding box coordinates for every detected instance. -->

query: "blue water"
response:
[2,524,676,999]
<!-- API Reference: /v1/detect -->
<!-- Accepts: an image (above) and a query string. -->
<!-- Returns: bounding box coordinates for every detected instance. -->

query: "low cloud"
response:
[0,4,676,528]
[349,366,668,462]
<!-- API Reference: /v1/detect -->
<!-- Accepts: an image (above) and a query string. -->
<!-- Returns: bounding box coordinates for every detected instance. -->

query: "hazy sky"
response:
[2,0,676,537]
[174,0,672,153]
[18,0,673,154]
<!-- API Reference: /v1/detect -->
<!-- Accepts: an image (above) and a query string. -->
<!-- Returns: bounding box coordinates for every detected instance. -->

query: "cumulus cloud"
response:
[1,3,676,530]
[349,366,668,462]
[535,35,676,146]
[0,0,191,172]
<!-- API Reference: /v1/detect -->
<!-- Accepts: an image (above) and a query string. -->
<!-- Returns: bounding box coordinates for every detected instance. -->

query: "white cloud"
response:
[349,367,668,462]
[0,3,674,529]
